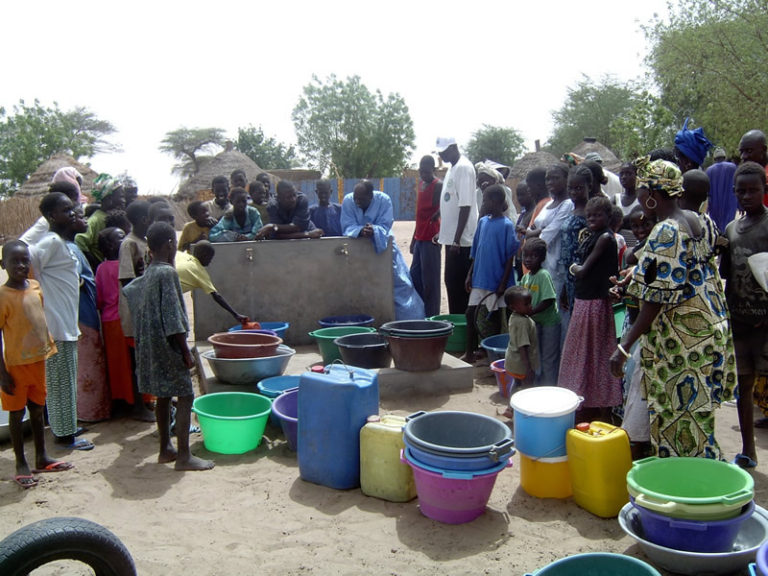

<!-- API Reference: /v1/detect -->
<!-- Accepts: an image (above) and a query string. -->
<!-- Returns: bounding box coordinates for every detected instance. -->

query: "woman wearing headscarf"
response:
[474,162,517,222]
[75,174,126,269]
[609,157,736,459]
[674,118,713,173]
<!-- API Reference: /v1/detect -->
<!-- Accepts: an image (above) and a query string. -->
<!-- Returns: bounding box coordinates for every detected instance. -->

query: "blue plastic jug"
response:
[298,365,379,489]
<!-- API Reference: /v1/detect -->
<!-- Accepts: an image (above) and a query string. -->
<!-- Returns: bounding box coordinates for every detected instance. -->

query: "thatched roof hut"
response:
[509,151,560,181]
[17,154,99,197]
[268,169,322,182]
[176,143,267,200]
[570,138,622,173]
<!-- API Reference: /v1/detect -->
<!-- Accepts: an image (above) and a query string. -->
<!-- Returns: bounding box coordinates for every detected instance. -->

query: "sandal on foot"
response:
[755,417,768,429]
[14,475,38,489]
[32,461,74,473]
[732,453,757,469]
[59,438,94,451]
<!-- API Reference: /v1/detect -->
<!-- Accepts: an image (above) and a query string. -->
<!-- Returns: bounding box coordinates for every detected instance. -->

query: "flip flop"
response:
[32,461,74,474]
[59,438,94,451]
[755,417,768,429]
[732,453,757,469]
[14,475,38,489]
[74,426,88,437]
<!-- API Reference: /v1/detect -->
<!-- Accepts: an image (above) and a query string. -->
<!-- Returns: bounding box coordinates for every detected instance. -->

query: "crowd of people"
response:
[427,128,766,467]
[1,124,767,488]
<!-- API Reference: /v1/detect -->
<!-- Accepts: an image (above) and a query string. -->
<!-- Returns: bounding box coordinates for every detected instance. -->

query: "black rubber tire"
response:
[0,516,136,576]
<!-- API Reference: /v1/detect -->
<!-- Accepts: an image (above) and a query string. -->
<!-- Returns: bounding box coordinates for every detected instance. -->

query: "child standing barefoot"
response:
[123,222,213,471]
[503,286,539,393]
[721,161,768,469]
[1,241,72,487]
[560,197,622,422]
[520,238,561,386]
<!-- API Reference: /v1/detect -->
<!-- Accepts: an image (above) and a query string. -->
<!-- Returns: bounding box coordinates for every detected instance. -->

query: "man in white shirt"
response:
[436,137,478,314]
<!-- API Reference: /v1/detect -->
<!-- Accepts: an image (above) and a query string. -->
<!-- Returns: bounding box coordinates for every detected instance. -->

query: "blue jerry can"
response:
[297,365,379,489]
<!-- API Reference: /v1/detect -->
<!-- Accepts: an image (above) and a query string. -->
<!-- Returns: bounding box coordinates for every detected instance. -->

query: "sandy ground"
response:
[0,222,766,575]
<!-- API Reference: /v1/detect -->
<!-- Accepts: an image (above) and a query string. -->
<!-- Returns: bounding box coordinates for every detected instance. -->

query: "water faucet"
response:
[337,243,349,256]
[245,247,254,262]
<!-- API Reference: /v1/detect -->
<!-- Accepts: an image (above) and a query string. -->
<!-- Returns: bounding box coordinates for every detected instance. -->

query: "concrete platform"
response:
[194,343,473,400]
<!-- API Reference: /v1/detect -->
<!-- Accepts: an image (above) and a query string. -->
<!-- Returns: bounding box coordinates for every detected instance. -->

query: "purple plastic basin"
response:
[402,447,510,524]
[758,538,768,575]
[272,388,298,451]
[631,497,755,553]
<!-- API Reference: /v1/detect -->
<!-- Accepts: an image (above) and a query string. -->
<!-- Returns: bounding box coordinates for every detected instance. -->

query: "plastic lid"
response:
[576,422,591,432]
[509,386,582,417]
[367,415,381,423]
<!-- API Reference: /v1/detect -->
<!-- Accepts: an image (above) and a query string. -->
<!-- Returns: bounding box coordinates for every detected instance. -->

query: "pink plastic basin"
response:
[490,359,524,398]
[208,332,283,359]
[402,448,511,524]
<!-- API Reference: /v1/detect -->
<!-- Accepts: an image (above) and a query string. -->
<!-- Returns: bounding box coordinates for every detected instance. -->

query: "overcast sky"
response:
[2,0,669,195]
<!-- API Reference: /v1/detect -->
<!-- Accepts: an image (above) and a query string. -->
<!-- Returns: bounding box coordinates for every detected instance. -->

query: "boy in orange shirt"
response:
[0,241,72,488]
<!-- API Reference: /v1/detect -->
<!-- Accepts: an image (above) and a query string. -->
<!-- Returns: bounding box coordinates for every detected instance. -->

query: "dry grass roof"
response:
[17,154,100,197]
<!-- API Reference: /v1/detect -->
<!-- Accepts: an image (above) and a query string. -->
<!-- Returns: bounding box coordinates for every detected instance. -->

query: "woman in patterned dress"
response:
[609,158,737,459]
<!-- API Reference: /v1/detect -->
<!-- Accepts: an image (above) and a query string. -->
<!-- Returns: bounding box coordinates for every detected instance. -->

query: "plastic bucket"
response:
[379,320,453,338]
[509,387,582,459]
[309,326,377,364]
[229,321,289,340]
[480,333,509,362]
[404,437,515,471]
[192,392,271,454]
[627,457,754,513]
[525,552,662,576]
[258,375,301,426]
[318,314,374,328]
[208,332,283,359]
[490,359,524,398]
[334,332,392,369]
[519,453,572,499]
[272,388,298,451]
[385,334,450,371]
[631,498,755,553]
[429,314,467,352]
[403,411,513,460]
[402,448,511,524]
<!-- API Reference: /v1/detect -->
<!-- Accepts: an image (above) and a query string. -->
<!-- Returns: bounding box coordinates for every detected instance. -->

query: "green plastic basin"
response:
[308,326,377,364]
[626,457,754,519]
[192,392,272,454]
[429,314,467,352]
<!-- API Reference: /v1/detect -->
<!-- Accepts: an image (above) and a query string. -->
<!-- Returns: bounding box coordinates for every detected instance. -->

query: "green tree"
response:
[236,125,297,169]
[0,99,117,196]
[292,74,415,178]
[547,76,635,155]
[465,124,526,167]
[644,0,768,150]
[609,90,677,160]
[159,127,226,177]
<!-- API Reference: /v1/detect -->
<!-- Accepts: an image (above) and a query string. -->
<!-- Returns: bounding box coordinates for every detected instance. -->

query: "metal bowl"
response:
[201,345,295,385]
[618,502,768,575]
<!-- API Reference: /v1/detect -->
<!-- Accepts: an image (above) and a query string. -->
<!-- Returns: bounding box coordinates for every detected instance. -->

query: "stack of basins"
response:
[401,411,514,524]
[626,457,755,553]
[378,320,453,371]
[509,387,582,498]
[195,332,293,454]
[202,332,295,386]
[309,316,377,364]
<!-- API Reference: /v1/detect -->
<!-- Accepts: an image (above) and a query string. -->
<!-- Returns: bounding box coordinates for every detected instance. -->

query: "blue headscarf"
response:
[674,118,712,167]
